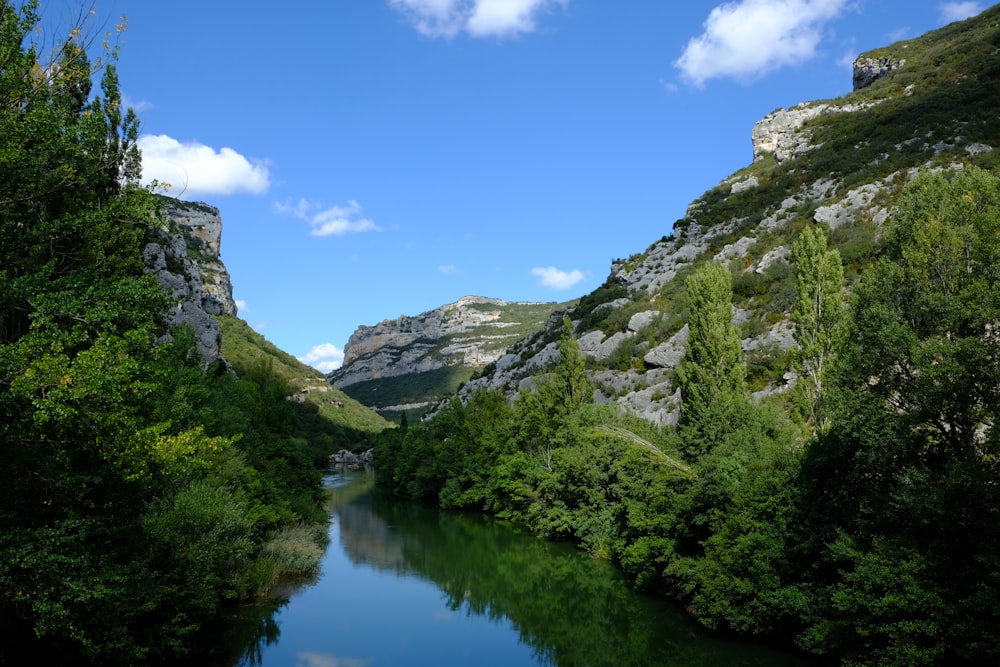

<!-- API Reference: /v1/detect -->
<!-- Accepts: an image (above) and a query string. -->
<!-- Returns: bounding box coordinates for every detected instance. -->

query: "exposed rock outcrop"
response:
[853,56,904,90]
[163,200,238,317]
[330,297,568,418]
[332,296,514,388]
[142,200,238,366]
[751,103,831,162]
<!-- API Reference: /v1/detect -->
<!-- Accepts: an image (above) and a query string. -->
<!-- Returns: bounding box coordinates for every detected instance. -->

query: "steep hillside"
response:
[219,315,392,437]
[457,7,1000,425]
[329,296,572,421]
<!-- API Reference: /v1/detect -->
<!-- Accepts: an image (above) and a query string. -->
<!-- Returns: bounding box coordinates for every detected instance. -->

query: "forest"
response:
[0,3,364,663]
[375,167,1000,665]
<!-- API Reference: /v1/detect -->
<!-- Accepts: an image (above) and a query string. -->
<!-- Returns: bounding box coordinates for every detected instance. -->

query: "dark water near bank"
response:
[199,471,812,667]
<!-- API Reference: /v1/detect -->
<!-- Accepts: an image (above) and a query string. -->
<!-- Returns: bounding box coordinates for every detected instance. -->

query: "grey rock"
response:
[755,245,790,274]
[751,103,830,162]
[330,296,559,389]
[628,310,660,333]
[644,325,688,369]
[853,56,904,90]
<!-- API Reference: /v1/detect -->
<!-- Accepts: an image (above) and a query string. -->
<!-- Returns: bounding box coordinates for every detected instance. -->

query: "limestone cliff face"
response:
[332,296,542,389]
[142,199,238,365]
[328,297,568,418]
[162,201,238,318]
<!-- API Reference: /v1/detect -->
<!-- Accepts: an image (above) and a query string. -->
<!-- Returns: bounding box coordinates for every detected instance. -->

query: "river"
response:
[196,470,814,667]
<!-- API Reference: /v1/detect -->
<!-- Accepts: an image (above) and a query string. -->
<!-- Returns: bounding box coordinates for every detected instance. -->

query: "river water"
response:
[198,470,812,667]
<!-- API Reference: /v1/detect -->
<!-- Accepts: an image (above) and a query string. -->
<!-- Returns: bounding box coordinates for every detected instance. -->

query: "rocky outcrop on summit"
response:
[163,201,238,318]
[853,56,904,90]
[142,200,238,365]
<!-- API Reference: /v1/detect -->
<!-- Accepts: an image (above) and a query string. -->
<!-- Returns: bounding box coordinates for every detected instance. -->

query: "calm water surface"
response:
[199,471,812,667]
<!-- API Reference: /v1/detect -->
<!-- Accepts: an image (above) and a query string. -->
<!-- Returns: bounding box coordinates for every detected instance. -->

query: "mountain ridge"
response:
[442,7,1000,425]
[329,295,572,421]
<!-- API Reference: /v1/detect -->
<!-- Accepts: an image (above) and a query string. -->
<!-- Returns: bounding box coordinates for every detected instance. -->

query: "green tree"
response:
[676,262,746,457]
[798,167,1000,664]
[791,225,846,431]
[0,5,329,660]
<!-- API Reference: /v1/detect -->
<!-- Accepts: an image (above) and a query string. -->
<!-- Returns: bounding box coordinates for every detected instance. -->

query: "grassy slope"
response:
[217,315,392,435]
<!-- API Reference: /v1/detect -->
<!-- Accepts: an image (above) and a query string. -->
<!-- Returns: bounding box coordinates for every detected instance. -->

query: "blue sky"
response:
[90,1,987,371]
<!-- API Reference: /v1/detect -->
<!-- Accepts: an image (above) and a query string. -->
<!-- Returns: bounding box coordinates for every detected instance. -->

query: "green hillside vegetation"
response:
[0,4,386,663]
[374,9,1000,666]
[588,5,1000,375]
[342,366,477,424]
[217,315,391,437]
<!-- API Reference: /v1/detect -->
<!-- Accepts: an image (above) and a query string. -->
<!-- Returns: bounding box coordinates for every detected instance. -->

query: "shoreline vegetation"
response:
[374,168,1000,665]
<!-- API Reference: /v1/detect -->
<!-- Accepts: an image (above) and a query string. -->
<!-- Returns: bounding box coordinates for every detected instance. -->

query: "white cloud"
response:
[138,134,271,198]
[298,343,345,373]
[939,2,983,24]
[675,0,848,87]
[276,199,381,237]
[438,264,459,274]
[389,0,568,38]
[531,266,583,290]
[234,299,248,313]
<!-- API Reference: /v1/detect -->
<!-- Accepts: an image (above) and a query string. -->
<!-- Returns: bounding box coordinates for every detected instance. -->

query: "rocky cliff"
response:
[329,296,570,418]
[451,9,1000,426]
[142,198,238,365]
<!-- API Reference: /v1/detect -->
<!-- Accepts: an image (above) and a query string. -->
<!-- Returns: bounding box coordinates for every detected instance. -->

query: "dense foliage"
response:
[0,4,348,663]
[375,167,1000,665]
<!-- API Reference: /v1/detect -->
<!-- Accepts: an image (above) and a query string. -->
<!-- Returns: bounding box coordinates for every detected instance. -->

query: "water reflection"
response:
[334,480,805,667]
[207,472,809,667]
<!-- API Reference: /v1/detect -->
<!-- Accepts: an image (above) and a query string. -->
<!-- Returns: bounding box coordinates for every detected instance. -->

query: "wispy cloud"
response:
[438,264,459,274]
[122,93,153,113]
[139,134,271,198]
[276,199,381,237]
[531,266,583,290]
[298,343,345,373]
[939,2,983,24]
[675,0,848,87]
[389,0,568,38]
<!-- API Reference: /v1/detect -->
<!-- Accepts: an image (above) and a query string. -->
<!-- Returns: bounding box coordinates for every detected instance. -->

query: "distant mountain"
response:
[452,7,1000,425]
[328,296,573,422]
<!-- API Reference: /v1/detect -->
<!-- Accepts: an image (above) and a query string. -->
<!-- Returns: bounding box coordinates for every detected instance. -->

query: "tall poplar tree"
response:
[676,261,745,448]
[791,225,846,430]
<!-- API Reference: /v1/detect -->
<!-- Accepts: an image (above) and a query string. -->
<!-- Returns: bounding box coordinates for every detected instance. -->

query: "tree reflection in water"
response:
[202,474,809,667]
